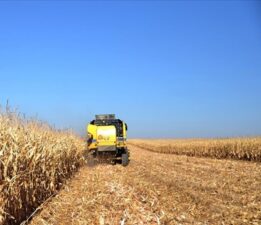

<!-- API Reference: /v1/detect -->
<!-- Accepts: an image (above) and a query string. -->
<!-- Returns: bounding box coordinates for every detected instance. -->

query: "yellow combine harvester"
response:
[86,114,129,166]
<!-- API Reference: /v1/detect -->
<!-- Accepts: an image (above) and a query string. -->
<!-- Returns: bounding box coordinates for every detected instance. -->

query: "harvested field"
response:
[128,138,261,162]
[0,111,85,225]
[30,144,261,225]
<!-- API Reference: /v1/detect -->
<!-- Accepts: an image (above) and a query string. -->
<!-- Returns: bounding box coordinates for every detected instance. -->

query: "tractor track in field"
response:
[29,145,261,225]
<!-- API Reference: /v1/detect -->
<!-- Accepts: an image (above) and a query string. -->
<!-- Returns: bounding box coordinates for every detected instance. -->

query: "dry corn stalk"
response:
[128,138,261,162]
[0,110,85,225]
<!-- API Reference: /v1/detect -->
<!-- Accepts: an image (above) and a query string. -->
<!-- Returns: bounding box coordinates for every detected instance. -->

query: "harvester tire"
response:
[122,153,129,167]
[87,152,95,167]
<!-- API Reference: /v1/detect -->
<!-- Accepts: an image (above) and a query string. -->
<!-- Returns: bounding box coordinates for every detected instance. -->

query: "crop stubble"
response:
[30,144,261,225]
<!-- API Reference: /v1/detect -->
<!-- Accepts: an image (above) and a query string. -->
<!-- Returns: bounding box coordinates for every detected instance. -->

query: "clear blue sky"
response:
[0,1,260,138]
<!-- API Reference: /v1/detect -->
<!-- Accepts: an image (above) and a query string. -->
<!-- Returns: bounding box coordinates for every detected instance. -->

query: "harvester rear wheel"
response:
[122,152,129,166]
[87,152,96,167]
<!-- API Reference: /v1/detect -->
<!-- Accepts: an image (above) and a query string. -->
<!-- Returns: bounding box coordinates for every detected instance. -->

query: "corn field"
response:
[128,138,261,162]
[0,111,85,225]
[1,109,260,225]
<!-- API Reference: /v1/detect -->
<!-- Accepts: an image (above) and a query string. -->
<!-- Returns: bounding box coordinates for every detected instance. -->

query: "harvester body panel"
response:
[97,125,116,151]
[87,124,97,150]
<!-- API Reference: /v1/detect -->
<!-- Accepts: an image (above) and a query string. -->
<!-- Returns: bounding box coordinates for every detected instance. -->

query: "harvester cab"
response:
[86,114,129,166]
